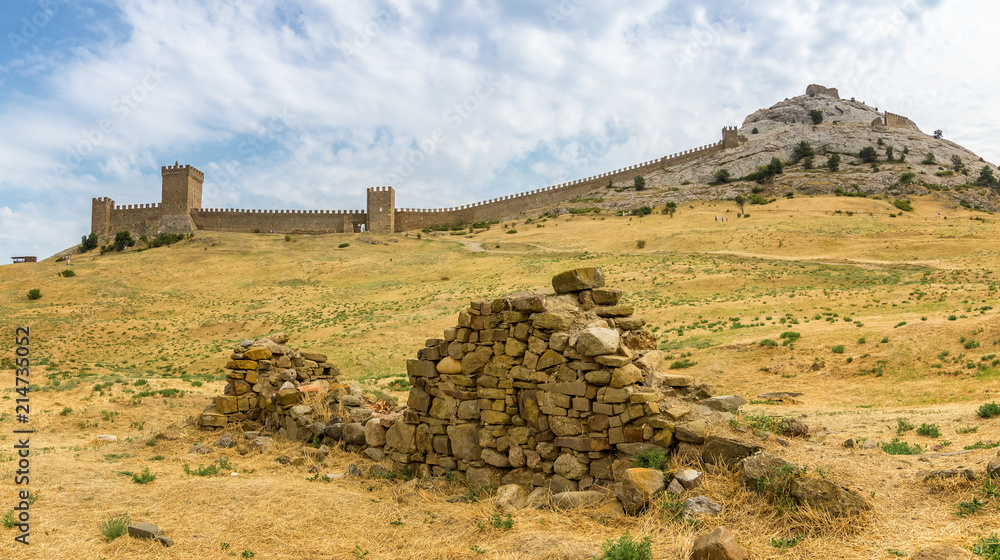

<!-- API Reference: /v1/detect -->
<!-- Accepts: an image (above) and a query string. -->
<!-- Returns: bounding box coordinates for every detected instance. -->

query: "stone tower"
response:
[91,197,115,238]
[722,126,741,149]
[160,162,204,233]
[366,186,395,233]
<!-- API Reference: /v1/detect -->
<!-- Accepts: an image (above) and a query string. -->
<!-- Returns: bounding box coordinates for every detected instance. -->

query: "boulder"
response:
[684,496,722,516]
[702,436,761,467]
[674,468,702,490]
[618,468,665,514]
[552,267,605,293]
[699,395,747,412]
[789,478,869,518]
[739,452,796,489]
[690,527,748,560]
[553,454,589,480]
[550,491,606,510]
[496,484,528,513]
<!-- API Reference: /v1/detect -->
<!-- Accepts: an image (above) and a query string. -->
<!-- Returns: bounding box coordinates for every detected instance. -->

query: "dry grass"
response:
[2,193,1000,558]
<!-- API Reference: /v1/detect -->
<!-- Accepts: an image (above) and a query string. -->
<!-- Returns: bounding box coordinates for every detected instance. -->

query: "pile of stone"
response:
[358,266,723,491]
[199,333,342,434]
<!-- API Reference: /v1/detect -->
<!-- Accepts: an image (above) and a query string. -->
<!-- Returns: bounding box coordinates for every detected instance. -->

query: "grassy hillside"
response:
[2,193,1000,558]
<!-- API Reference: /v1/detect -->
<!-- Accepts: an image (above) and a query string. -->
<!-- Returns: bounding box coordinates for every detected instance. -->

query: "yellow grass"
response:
[2,193,1000,558]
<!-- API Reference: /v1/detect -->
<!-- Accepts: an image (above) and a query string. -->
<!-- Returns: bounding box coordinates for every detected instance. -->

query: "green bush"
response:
[972,533,1000,560]
[893,200,913,212]
[27,289,41,300]
[977,402,1000,419]
[899,172,916,184]
[633,449,667,470]
[916,423,940,438]
[791,141,814,162]
[826,153,841,171]
[832,345,845,354]
[922,152,936,165]
[60,269,76,277]
[976,165,998,187]
[633,175,646,191]
[636,240,646,249]
[859,146,878,163]
[338,243,350,248]
[809,110,823,125]
[505,229,517,234]
[79,232,99,252]
[132,467,156,484]
[100,513,131,542]
[881,439,922,455]
[713,169,731,184]
[112,230,135,251]
[595,531,652,560]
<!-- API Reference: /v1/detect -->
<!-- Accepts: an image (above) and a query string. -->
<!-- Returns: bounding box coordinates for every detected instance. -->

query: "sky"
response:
[1,0,998,260]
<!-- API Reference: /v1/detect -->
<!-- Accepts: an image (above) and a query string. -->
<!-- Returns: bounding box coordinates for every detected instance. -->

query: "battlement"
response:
[884,111,917,130]
[161,162,205,180]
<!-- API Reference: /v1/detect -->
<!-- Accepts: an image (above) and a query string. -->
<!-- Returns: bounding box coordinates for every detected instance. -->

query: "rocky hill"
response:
[549,85,1000,215]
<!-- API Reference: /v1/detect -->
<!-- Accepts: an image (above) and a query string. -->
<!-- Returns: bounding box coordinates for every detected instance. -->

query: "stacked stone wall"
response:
[199,333,343,437]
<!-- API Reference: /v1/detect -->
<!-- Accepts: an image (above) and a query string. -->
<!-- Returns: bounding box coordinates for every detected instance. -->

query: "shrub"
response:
[832,345,845,354]
[636,240,646,249]
[977,402,1000,419]
[338,243,350,248]
[713,169,731,184]
[952,154,965,172]
[827,153,841,171]
[759,339,778,347]
[633,449,667,470]
[79,232,99,252]
[881,439,923,455]
[488,514,515,530]
[791,141,814,162]
[112,230,134,251]
[859,146,878,163]
[893,199,913,212]
[132,467,157,484]
[631,206,653,217]
[802,156,813,169]
[662,202,677,217]
[976,165,998,187]
[896,418,915,435]
[27,289,41,300]
[505,229,517,234]
[922,152,936,165]
[59,407,72,416]
[633,175,646,191]
[751,127,759,134]
[595,531,653,560]
[899,172,916,184]
[669,359,697,369]
[100,513,131,542]
[972,533,1000,560]
[809,109,823,125]
[916,423,940,438]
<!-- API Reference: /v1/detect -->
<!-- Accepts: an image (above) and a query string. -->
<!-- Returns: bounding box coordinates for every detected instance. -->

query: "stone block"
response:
[551,267,605,293]
[618,468,665,514]
[531,311,576,331]
[200,412,228,428]
[226,360,258,370]
[215,396,238,414]
[594,305,634,318]
[406,359,438,378]
[576,328,620,356]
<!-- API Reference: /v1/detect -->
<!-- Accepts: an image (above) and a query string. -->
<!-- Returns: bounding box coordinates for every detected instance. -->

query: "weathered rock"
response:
[576,328,620,357]
[550,491,606,510]
[988,457,1000,479]
[676,420,707,444]
[916,468,976,483]
[690,526,748,560]
[364,418,387,447]
[342,423,367,446]
[699,395,747,412]
[684,496,722,516]
[200,412,228,428]
[789,478,869,517]
[496,483,528,513]
[385,421,416,453]
[552,267,605,293]
[525,487,553,509]
[674,468,702,490]
[553,454,589,480]
[618,468,665,514]
[702,436,761,467]
[666,478,685,495]
[739,452,796,489]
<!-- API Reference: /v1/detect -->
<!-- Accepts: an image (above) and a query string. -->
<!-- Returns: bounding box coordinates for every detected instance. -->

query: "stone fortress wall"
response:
[91,127,745,238]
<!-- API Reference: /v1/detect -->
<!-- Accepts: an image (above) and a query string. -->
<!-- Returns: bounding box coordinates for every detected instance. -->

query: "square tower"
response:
[161,162,204,214]
[366,186,395,233]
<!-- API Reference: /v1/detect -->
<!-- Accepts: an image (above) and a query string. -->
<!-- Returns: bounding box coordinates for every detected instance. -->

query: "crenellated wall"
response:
[191,208,367,234]
[884,111,918,130]
[92,126,746,239]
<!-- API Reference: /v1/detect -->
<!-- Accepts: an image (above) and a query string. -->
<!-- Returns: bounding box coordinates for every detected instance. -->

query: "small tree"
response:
[713,169,731,185]
[803,156,813,169]
[633,175,646,191]
[113,231,135,252]
[791,141,814,162]
[859,146,878,163]
[827,153,841,171]
[27,289,42,300]
[922,152,936,165]
[79,232,99,253]
[734,194,747,214]
[809,109,823,125]
[767,157,783,176]
[933,129,943,139]
[662,202,677,217]
[952,155,965,172]
[885,146,894,161]
[975,165,998,187]
[751,127,759,134]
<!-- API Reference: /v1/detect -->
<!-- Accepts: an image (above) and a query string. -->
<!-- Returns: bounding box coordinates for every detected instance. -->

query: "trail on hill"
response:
[444,237,559,254]
[707,250,942,270]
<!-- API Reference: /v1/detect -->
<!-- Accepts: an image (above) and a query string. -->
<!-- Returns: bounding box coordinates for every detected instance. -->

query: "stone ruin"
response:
[200,267,759,490]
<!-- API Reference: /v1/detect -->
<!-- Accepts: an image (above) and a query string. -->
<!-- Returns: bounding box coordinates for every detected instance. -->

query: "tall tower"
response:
[91,197,115,239]
[721,126,741,149]
[366,186,395,233]
[160,162,204,233]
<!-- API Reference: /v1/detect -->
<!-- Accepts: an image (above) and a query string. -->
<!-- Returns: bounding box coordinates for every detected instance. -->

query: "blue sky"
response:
[1,0,997,260]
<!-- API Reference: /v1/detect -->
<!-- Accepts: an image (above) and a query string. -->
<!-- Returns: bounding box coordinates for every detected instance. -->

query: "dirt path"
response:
[707,250,943,270]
